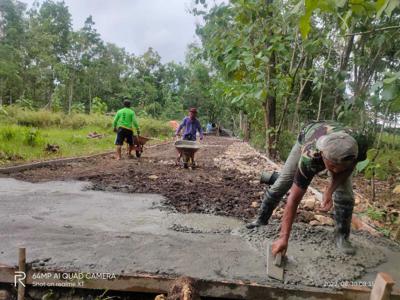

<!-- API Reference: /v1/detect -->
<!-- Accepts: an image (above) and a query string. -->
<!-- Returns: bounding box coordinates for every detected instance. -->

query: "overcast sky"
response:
[22,0,221,63]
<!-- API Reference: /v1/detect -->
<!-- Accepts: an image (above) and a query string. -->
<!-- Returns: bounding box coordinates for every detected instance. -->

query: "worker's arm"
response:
[272,183,306,256]
[320,166,354,212]
[175,118,186,136]
[113,111,120,130]
[131,110,140,134]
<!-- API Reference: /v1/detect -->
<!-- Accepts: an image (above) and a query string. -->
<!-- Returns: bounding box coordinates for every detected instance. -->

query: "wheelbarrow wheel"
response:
[136,150,142,158]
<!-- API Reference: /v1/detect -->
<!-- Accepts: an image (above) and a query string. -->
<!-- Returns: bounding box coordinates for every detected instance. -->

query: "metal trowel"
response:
[266,244,284,281]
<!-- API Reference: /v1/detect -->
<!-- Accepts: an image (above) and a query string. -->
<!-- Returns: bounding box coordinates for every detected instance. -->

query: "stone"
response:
[298,210,315,223]
[314,215,334,226]
[0,290,10,300]
[251,201,260,208]
[392,185,400,194]
[310,220,320,226]
[302,197,316,211]
[273,208,283,219]
[148,175,159,180]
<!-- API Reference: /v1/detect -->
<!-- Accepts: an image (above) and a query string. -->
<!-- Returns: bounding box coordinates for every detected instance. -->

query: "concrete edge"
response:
[1,265,396,300]
[0,140,173,175]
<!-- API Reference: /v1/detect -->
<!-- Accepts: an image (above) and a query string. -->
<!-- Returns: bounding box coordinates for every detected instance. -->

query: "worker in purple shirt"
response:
[175,108,204,141]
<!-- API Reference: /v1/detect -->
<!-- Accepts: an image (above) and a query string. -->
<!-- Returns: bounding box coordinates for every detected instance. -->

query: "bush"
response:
[1,126,17,141]
[5,107,63,127]
[62,114,88,130]
[1,106,113,129]
[91,97,108,114]
[23,128,43,147]
[277,130,296,161]
[138,117,174,138]
[66,134,88,145]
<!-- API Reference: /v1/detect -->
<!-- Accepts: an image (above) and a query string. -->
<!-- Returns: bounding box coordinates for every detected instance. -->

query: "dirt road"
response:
[2,136,400,289]
[12,136,263,220]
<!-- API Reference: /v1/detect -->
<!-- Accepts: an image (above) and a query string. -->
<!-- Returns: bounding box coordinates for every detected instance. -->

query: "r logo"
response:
[14,271,26,287]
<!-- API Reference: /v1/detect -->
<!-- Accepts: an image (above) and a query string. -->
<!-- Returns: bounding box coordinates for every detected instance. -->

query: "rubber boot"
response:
[334,204,356,255]
[246,194,278,229]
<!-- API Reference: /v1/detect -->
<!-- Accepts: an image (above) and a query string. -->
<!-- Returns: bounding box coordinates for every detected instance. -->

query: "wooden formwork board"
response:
[0,265,399,300]
[0,140,173,175]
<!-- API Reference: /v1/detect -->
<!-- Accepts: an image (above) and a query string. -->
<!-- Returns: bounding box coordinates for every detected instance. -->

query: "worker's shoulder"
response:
[118,107,134,114]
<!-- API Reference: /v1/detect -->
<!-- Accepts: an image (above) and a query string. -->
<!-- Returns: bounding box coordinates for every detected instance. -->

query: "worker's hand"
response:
[319,191,333,212]
[113,127,117,133]
[137,130,141,136]
[272,237,288,256]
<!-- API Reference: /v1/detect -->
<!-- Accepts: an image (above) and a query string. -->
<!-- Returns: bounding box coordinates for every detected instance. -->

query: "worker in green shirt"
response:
[113,99,140,160]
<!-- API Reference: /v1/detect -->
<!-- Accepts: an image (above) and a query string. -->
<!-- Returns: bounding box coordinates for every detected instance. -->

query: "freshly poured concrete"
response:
[1,178,399,288]
[0,178,267,283]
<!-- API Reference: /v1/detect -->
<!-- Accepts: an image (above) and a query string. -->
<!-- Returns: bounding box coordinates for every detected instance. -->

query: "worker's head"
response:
[189,108,197,119]
[316,132,358,174]
[123,99,131,108]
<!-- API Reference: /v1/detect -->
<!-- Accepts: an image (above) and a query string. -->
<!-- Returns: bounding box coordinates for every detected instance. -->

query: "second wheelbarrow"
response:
[174,140,201,168]
[132,135,152,158]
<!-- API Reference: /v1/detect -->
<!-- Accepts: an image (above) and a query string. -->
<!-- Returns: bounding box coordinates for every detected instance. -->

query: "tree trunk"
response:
[317,46,332,121]
[242,113,250,142]
[89,85,92,113]
[332,31,354,119]
[292,73,311,133]
[263,95,276,157]
[371,103,391,202]
[276,46,304,143]
[68,79,74,115]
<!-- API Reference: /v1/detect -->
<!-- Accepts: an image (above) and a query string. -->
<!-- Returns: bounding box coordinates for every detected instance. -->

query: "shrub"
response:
[0,126,17,141]
[23,128,42,147]
[277,130,296,161]
[138,117,174,138]
[66,134,88,145]
[6,108,63,127]
[91,97,108,114]
[71,102,86,114]
[62,114,88,129]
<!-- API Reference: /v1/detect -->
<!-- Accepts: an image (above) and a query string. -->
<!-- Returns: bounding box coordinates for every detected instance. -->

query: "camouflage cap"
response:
[316,132,358,164]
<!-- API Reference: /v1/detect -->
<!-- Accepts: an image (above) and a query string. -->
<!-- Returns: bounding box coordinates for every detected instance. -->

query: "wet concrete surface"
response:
[1,178,400,289]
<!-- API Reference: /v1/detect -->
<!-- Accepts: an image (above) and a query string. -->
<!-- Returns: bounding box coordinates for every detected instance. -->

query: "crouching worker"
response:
[113,99,140,160]
[246,121,369,256]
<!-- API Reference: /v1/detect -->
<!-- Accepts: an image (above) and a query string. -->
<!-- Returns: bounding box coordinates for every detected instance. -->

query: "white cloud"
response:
[22,0,205,62]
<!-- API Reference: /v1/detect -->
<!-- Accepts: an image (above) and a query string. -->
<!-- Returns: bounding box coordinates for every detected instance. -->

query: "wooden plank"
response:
[0,139,172,175]
[17,248,26,300]
[1,265,398,300]
[0,151,114,174]
[0,290,10,300]
[370,272,395,300]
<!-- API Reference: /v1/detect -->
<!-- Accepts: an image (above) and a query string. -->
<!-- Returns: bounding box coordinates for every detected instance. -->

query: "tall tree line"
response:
[0,0,218,120]
[194,0,400,158]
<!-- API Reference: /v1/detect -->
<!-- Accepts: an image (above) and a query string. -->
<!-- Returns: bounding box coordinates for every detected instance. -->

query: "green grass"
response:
[0,124,115,165]
[0,106,174,166]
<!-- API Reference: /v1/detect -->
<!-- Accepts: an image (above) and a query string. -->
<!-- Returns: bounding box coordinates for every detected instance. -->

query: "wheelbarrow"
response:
[174,140,201,168]
[131,135,151,158]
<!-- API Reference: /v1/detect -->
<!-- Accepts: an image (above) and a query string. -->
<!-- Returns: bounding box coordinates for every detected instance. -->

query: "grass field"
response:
[0,106,174,166]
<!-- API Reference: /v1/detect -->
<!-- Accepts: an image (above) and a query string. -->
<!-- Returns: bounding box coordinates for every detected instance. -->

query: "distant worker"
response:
[175,108,204,167]
[112,99,140,160]
[246,121,369,256]
[175,108,204,141]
